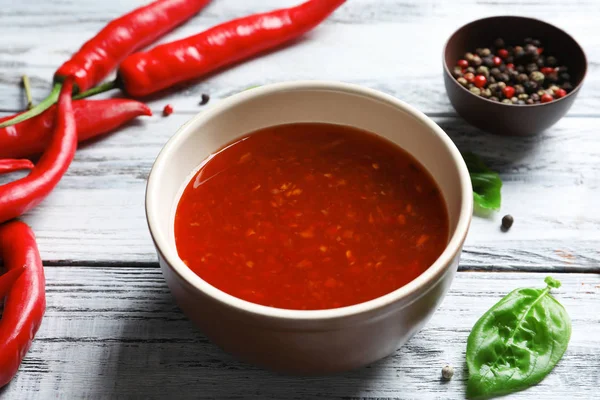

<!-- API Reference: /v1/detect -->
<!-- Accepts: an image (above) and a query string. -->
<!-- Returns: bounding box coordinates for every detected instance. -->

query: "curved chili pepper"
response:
[0,99,151,160]
[0,80,76,224]
[0,0,210,128]
[0,221,46,388]
[117,0,345,96]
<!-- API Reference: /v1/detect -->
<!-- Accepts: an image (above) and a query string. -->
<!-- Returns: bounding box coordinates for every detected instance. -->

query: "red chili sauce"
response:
[174,123,449,310]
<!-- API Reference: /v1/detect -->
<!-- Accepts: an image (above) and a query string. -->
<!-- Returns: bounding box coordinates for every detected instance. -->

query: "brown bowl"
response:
[443,16,587,136]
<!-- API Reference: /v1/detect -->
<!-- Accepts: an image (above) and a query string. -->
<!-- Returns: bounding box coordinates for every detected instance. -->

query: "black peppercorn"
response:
[470,87,481,95]
[490,67,501,76]
[525,44,539,61]
[514,84,525,95]
[498,64,507,73]
[526,98,534,105]
[490,96,499,102]
[505,55,514,64]
[494,38,505,48]
[516,65,525,73]
[546,56,557,67]
[499,73,510,82]
[483,56,495,67]
[531,93,540,102]
[452,66,463,78]
[557,66,568,73]
[562,82,574,92]
[472,55,482,66]
[532,39,541,47]
[489,76,496,83]
[514,46,525,60]
[457,77,468,87]
[199,93,210,106]
[501,215,514,231]
[517,73,529,83]
[524,37,533,45]
[523,80,538,94]
[560,73,571,82]
[526,63,539,73]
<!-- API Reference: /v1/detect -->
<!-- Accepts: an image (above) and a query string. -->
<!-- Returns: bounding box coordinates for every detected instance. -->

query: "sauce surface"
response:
[174,123,449,310]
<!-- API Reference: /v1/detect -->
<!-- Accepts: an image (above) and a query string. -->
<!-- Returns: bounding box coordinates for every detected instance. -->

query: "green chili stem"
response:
[22,75,34,110]
[73,80,119,100]
[0,83,62,128]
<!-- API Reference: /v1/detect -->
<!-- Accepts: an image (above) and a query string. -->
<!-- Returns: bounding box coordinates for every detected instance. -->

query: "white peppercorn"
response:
[442,365,454,380]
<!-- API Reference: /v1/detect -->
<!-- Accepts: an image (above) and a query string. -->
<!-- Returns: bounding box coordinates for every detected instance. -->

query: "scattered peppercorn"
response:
[442,365,454,380]
[162,104,174,116]
[453,38,574,104]
[501,214,514,231]
[199,93,210,106]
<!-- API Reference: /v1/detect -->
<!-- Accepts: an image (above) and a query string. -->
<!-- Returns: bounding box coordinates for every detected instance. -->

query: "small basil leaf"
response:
[466,276,571,399]
[463,153,502,212]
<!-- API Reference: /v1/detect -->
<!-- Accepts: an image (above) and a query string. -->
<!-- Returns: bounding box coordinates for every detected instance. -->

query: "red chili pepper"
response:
[0,0,210,128]
[0,221,45,388]
[118,0,346,97]
[0,99,151,160]
[0,160,34,174]
[0,80,76,224]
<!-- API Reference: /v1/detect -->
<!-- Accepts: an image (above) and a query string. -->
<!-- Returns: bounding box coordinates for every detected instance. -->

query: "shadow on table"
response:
[104,290,384,399]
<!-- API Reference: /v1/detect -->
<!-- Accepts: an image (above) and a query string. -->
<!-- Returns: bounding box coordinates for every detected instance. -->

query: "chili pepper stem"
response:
[21,75,34,110]
[0,265,26,298]
[0,83,62,129]
[73,80,119,100]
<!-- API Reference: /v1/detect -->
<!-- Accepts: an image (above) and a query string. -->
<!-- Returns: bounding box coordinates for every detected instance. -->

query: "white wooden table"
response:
[1,1,599,398]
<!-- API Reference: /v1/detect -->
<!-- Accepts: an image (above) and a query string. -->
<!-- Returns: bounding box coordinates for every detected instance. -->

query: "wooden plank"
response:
[1,113,598,270]
[0,0,599,115]
[1,269,597,399]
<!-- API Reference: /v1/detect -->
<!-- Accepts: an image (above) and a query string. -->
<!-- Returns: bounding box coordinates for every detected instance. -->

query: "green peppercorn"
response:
[466,67,476,74]
[481,88,492,98]
[465,52,475,62]
[497,82,506,90]
[502,99,512,104]
[481,48,491,57]
[472,55,482,66]
[476,66,490,78]
[549,85,560,93]
[452,66,463,78]
[530,71,545,84]
[457,77,468,87]
[488,83,498,92]
[518,93,529,100]
[537,89,546,97]
[470,87,481,95]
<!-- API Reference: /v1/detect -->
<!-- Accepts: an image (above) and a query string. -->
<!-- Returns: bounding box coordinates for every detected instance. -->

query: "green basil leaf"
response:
[466,276,571,399]
[463,152,502,212]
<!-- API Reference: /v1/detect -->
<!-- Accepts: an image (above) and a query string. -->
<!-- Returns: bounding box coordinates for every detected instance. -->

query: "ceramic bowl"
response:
[443,16,587,136]
[145,81,473,374]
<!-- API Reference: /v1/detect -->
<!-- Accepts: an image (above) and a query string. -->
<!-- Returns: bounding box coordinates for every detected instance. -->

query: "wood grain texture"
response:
[1,269,598,400]
[1,0,599,398]
[1,112,598,270]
